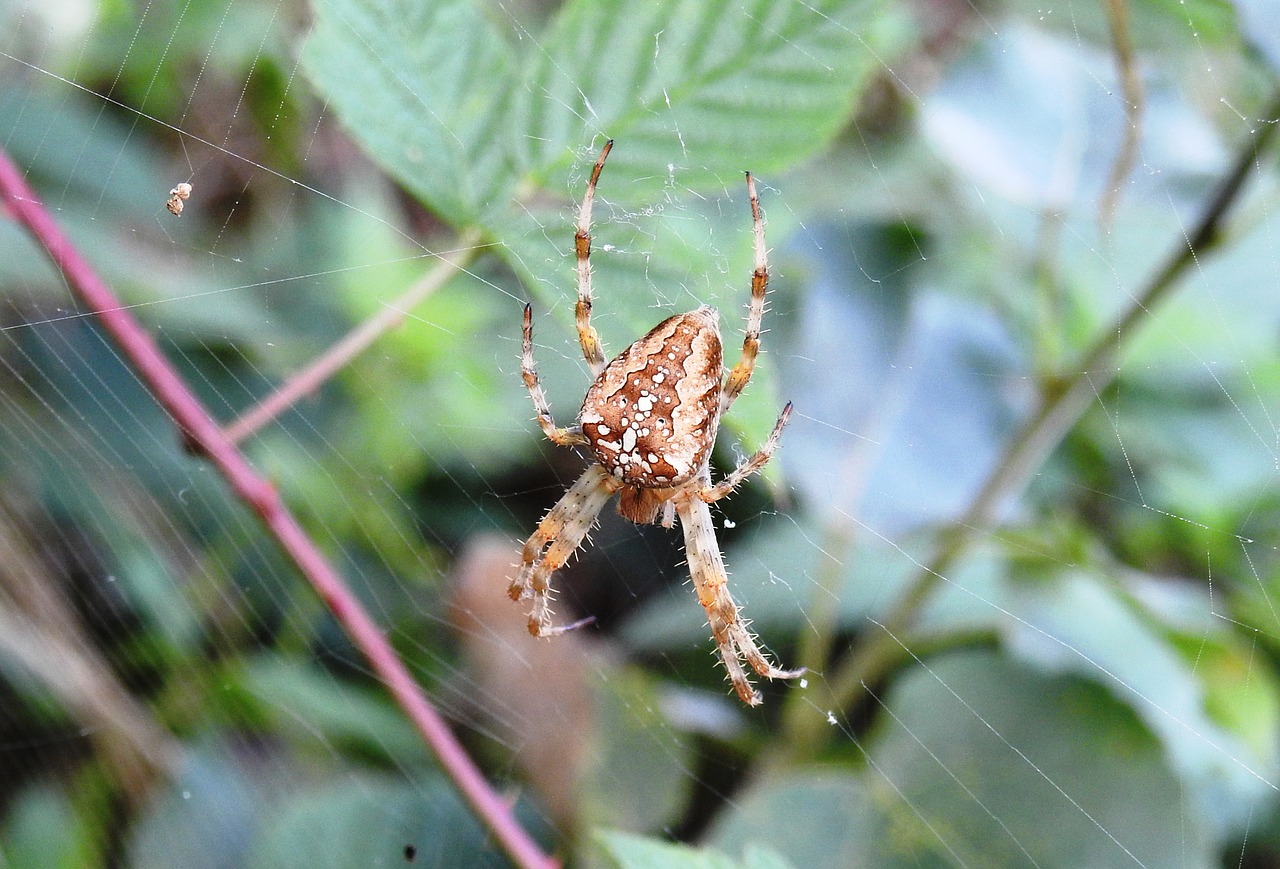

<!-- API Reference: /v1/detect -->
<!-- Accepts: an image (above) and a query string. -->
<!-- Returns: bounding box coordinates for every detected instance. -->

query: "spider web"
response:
[1,0,1280,867]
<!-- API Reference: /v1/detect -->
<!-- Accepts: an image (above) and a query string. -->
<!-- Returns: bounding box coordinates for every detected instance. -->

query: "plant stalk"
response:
[0,152,557,869]
[779,90,1280,763]
[223,229,483,444]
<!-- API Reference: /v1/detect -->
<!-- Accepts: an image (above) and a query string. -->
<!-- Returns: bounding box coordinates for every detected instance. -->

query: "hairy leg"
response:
[676,495,803,705]
[574,140,613,376]
[721,171,770,414]
[521,304,587,447]
[511,464,619,636]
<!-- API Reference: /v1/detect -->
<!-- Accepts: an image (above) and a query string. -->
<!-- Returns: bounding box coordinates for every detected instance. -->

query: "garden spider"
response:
[512,140,803,706]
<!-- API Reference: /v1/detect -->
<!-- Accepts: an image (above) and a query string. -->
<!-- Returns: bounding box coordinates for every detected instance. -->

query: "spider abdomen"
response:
[580,305,722,489]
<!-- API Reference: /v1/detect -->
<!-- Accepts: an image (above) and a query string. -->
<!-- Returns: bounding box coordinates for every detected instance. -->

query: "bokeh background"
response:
[3,0,1280,866]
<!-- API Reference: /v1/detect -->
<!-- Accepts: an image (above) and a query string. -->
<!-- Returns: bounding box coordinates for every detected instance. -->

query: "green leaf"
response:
[515,0,912,192]
[302,0,911,225]
[594,829,783,869]
[299,0,911,472]
[126,744,543,869]
[246,774,526,869]
[998,570,1280,836]
[869,651,1213,868]
[492,192,728,341]
[741,844,800,869]
[579,672,694,832]
[1179,632,1280,781]
[1,782,96,869]
[300,0,518,225]
[339,267,530,476]
[705,770,897,867]
[128,747,274,869]
[0,83,164,223]
[236,656,428,766]
[711,653,1215,867]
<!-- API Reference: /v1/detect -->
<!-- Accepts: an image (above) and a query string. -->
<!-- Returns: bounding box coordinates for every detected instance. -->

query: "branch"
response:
[223,229,484,444]
[781,89,1280,761]
[0,150,557,869]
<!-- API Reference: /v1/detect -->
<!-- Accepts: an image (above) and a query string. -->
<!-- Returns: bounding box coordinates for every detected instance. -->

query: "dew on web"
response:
[2,0,1280,866]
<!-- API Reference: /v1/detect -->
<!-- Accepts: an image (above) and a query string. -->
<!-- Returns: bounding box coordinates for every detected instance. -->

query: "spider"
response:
[511,140,803,706]
[166,181,192,216]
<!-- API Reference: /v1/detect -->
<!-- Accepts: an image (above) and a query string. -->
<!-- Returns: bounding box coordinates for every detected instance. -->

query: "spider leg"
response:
[511,464,620,636]
[574,140,613,377]
[522,304,588,447]
[700,402,791,504]
[720,171,769,415]
[675,495,804,706]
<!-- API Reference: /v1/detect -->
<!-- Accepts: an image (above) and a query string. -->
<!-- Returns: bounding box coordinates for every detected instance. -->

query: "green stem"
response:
[224,228,485,443]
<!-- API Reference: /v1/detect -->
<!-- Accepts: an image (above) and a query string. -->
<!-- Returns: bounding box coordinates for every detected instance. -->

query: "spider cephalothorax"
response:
[511,140,802,706]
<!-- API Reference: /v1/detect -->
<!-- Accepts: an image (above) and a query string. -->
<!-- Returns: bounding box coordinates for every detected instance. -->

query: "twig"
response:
[223,229,483,444]
[0,149,557,869]
[780,89,1280,762]
[1098,0,1144,231]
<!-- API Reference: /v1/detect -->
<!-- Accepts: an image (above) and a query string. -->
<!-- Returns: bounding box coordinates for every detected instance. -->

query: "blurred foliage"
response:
[3,0,1280,867]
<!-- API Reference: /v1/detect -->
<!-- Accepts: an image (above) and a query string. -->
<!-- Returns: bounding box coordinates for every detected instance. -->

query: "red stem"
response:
[0,151,557,869]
